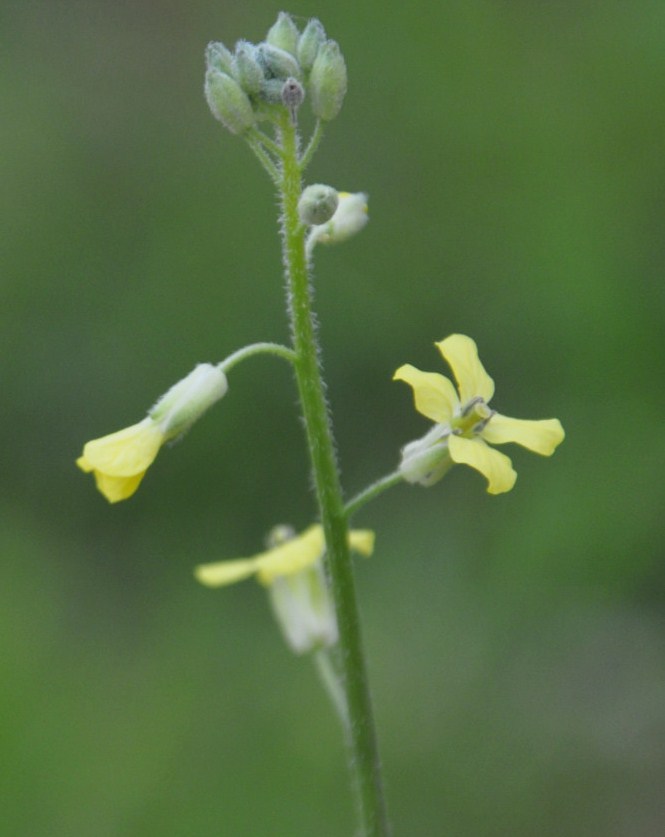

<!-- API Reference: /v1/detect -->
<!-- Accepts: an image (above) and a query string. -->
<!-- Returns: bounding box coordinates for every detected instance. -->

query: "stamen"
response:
[472,408,496,435]
[461,396,484,417]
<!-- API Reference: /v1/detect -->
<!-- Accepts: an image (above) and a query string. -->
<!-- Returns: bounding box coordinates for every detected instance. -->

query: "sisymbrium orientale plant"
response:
[77,12,564,836]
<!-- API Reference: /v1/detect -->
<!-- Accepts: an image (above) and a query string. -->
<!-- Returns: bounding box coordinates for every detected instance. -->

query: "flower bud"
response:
[266,12,299,56]
[149,363,228,440]
[257,42,301,81]
[298,184,339,225]
[233,41,264,95]
[258,79,285,105]
[206,41,234,74]
[205,69,256,134]
[308,40,347,121]
[297,19,326,73]
[310,192,368,245]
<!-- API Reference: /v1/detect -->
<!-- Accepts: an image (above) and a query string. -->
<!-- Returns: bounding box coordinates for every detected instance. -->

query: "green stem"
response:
[277,112,390,837]
[217,341,297,375]
[314,648,350,732]
[299,119,324,172]
[344,471,404,521]
[246,134,281,184]
[247,126,284,160]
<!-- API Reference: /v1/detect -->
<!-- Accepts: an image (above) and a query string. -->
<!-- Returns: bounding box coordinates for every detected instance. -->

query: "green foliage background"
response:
[3,1,665,834]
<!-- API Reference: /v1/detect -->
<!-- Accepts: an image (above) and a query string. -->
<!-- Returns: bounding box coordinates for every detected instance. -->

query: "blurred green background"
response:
[3,1,665,834]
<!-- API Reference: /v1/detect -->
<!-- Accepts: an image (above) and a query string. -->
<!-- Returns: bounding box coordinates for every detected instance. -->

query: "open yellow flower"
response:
[77,363,228,503]
[394,334,564,494]
[195,524,375,654]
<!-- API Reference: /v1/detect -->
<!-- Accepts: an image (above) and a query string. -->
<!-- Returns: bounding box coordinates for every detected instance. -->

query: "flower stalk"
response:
[277,111,390,836]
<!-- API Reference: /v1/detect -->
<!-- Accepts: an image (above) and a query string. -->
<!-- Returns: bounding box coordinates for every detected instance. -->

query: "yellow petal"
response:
[436,335,494,404]
[482,414,565,456]
[94,470,147,503]
[79,418,164,477]
[195,525,377,592]
[256,525,325,585]
[393,364,458,423]
[448,435,516,494]
[348,529,375,557]
[194,558,260,588]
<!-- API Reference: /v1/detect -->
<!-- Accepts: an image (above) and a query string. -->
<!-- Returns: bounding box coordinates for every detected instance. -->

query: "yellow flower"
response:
[195,524,375,654]
[77,418,165,503]
[77,363,228,503]
[394,334,565,494]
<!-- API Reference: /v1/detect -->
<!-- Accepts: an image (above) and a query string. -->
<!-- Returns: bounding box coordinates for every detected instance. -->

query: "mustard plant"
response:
[77,12,564,835]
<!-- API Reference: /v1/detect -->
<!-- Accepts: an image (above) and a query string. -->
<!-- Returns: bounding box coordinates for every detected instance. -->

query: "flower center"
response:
[452,397,494,438]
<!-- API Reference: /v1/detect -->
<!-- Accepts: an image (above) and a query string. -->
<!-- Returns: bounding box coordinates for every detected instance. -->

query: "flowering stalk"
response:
[277,111,390,836]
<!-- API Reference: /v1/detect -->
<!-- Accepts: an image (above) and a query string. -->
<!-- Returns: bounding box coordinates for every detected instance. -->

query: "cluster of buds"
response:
[205,12,347,134]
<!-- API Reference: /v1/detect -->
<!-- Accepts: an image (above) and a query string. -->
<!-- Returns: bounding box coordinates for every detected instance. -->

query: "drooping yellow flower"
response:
[195,524,375,654]
[77,418,165,503]
[77,364,228,503]
[394,334,564,494]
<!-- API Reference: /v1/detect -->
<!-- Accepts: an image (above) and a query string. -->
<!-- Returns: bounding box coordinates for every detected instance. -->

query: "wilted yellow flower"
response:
[195,524,375,654]
[394,334,564,494]
[77,364,228,503]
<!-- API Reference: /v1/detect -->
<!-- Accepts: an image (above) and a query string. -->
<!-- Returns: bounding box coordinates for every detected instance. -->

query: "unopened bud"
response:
[233,41,264,95]
[308,40,347,121]
[205,41,234,75]
[205,69,256,134]
[298,184,339,225]
[266,12,299,56]
[310,192,368,245]
[297,19,326,73]
[257,43,301,81]
[259,78,286,105]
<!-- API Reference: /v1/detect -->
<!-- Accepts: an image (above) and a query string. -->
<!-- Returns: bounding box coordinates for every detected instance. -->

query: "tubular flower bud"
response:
[309,40,347,121]
[297,19,326,74]
[233,41,264,95]
[77,364,228,503]
[195,524,375,655]
[257,43,301,82]
[298,184,339,226]
[205,69,255,134]
[205,41,234,74]
[266,12,300,56]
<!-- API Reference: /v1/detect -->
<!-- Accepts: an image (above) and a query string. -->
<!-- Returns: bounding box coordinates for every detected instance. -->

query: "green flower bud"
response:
[298,184,339,225]
[308,40,347,121]
[259,78,286,105]
[205,41,234,75]
[266,12,299,56]
[205,69,255,134]
[257,42,301,81]
[233,40,264,95]
[297,19,326,73]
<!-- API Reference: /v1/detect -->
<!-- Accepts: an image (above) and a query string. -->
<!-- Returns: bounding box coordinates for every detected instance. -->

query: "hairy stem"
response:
[277,112,390,836]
